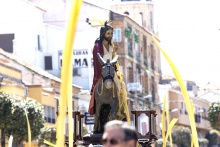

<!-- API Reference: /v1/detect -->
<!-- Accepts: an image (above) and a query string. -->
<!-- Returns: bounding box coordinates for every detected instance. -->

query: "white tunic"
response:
[103,45,121,91]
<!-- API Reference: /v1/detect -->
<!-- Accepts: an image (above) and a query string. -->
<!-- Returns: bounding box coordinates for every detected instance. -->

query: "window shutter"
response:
[44,56,53,70]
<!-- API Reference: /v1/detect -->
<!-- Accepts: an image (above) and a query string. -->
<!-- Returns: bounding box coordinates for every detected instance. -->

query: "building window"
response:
[138,12,143,26]
[73,68,81,76]
[0,34,14,53]
[37,35,41,51]
[124,11,129,15]
[135,65,141,84]
[150,12,153,31]
[143,35,148,67]
[128,66,134,83]
[150,45,155,70]
[128,41,133,57]
[144,75,148,94]
[44,56,53,70]
[180,102,185,114]
[151,77,155,103]
[58,50,63,68]
[135,43,141,63]
[44,105,56,124]
[60,59,62,68]
[195,114,201,123]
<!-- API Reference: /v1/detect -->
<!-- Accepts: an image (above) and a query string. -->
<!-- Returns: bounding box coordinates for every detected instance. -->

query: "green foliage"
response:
[8,96,45,144]
[155,138,170,147]
[205,129,219,146]
[0,91,13,147]
[38,126,56,147]
[208,102,220,131]
[0,91,13,130]
[134,33,139,43]
[172,126,191,147]
[0,90,45,145]
[124,28,131,38]
[38,124,88,146]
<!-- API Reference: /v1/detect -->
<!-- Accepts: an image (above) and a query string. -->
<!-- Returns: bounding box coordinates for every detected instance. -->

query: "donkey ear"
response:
[97,53,105,66]
[111,55,118,64]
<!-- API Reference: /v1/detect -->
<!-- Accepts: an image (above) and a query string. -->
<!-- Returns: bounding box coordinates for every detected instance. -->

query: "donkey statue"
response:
[94,53,119,133]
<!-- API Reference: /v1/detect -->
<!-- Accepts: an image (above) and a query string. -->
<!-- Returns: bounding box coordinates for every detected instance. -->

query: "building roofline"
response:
[83,0,110,10]
[168,89,210,103]
[0,49,82,89]
[27,85,42,87]
[21,0,47,12]
[111,1,154,6]
[110,10,160,41]
[198,90,220,98]
[0,62,22,73]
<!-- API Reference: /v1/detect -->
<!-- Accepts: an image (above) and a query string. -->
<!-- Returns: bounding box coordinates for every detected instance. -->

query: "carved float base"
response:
[75,133,103,146]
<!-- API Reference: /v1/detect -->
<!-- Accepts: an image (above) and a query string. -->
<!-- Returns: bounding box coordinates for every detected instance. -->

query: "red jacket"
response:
[89,42,104,115]
[91,42,104,94]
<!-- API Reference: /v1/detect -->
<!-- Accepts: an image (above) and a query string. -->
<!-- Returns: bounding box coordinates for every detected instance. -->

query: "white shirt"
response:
[103,45,121,91]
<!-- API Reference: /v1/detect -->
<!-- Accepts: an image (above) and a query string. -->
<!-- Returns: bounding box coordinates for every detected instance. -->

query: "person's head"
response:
[102,120,138,147]
[96,21,113,45]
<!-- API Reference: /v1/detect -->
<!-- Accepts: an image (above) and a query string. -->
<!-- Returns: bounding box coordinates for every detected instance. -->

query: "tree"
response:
[0,90,44,146]
[199,138,209,147]
[208,102,220,131]
[205,130,219,147]
[172,126,191,147]
[155,138,170,147]
[38,126,56,147]
[0,91,13,147]
[38,125,88,146]
[7,96,45,146]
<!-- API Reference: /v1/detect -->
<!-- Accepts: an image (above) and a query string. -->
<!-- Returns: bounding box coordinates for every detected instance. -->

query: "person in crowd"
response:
[102,120,138,147]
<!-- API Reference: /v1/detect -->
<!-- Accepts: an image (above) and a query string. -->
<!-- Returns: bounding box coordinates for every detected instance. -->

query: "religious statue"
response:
[88,21,130,133]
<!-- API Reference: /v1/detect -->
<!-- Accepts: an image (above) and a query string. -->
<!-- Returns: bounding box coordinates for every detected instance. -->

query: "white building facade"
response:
[0,0,45,64]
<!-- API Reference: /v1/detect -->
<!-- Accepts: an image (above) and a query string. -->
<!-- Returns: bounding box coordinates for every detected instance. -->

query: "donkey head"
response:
[97,53,118,89]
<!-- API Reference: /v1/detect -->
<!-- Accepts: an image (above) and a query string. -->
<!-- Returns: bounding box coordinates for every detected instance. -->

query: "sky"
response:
[154,0,220,87]
[86,0,220,87]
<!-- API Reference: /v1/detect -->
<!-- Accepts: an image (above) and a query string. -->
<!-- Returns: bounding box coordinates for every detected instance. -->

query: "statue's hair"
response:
[104,120,138,142]
[95,20,113,45]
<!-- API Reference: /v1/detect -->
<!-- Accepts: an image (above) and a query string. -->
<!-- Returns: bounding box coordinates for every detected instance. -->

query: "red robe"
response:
[88,42,104,115]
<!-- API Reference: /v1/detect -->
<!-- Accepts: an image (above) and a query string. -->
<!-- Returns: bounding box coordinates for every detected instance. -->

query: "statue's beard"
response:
[104,36,112,44]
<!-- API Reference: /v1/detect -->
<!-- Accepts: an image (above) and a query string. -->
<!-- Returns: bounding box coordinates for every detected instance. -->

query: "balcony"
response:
[127,82,142,92]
